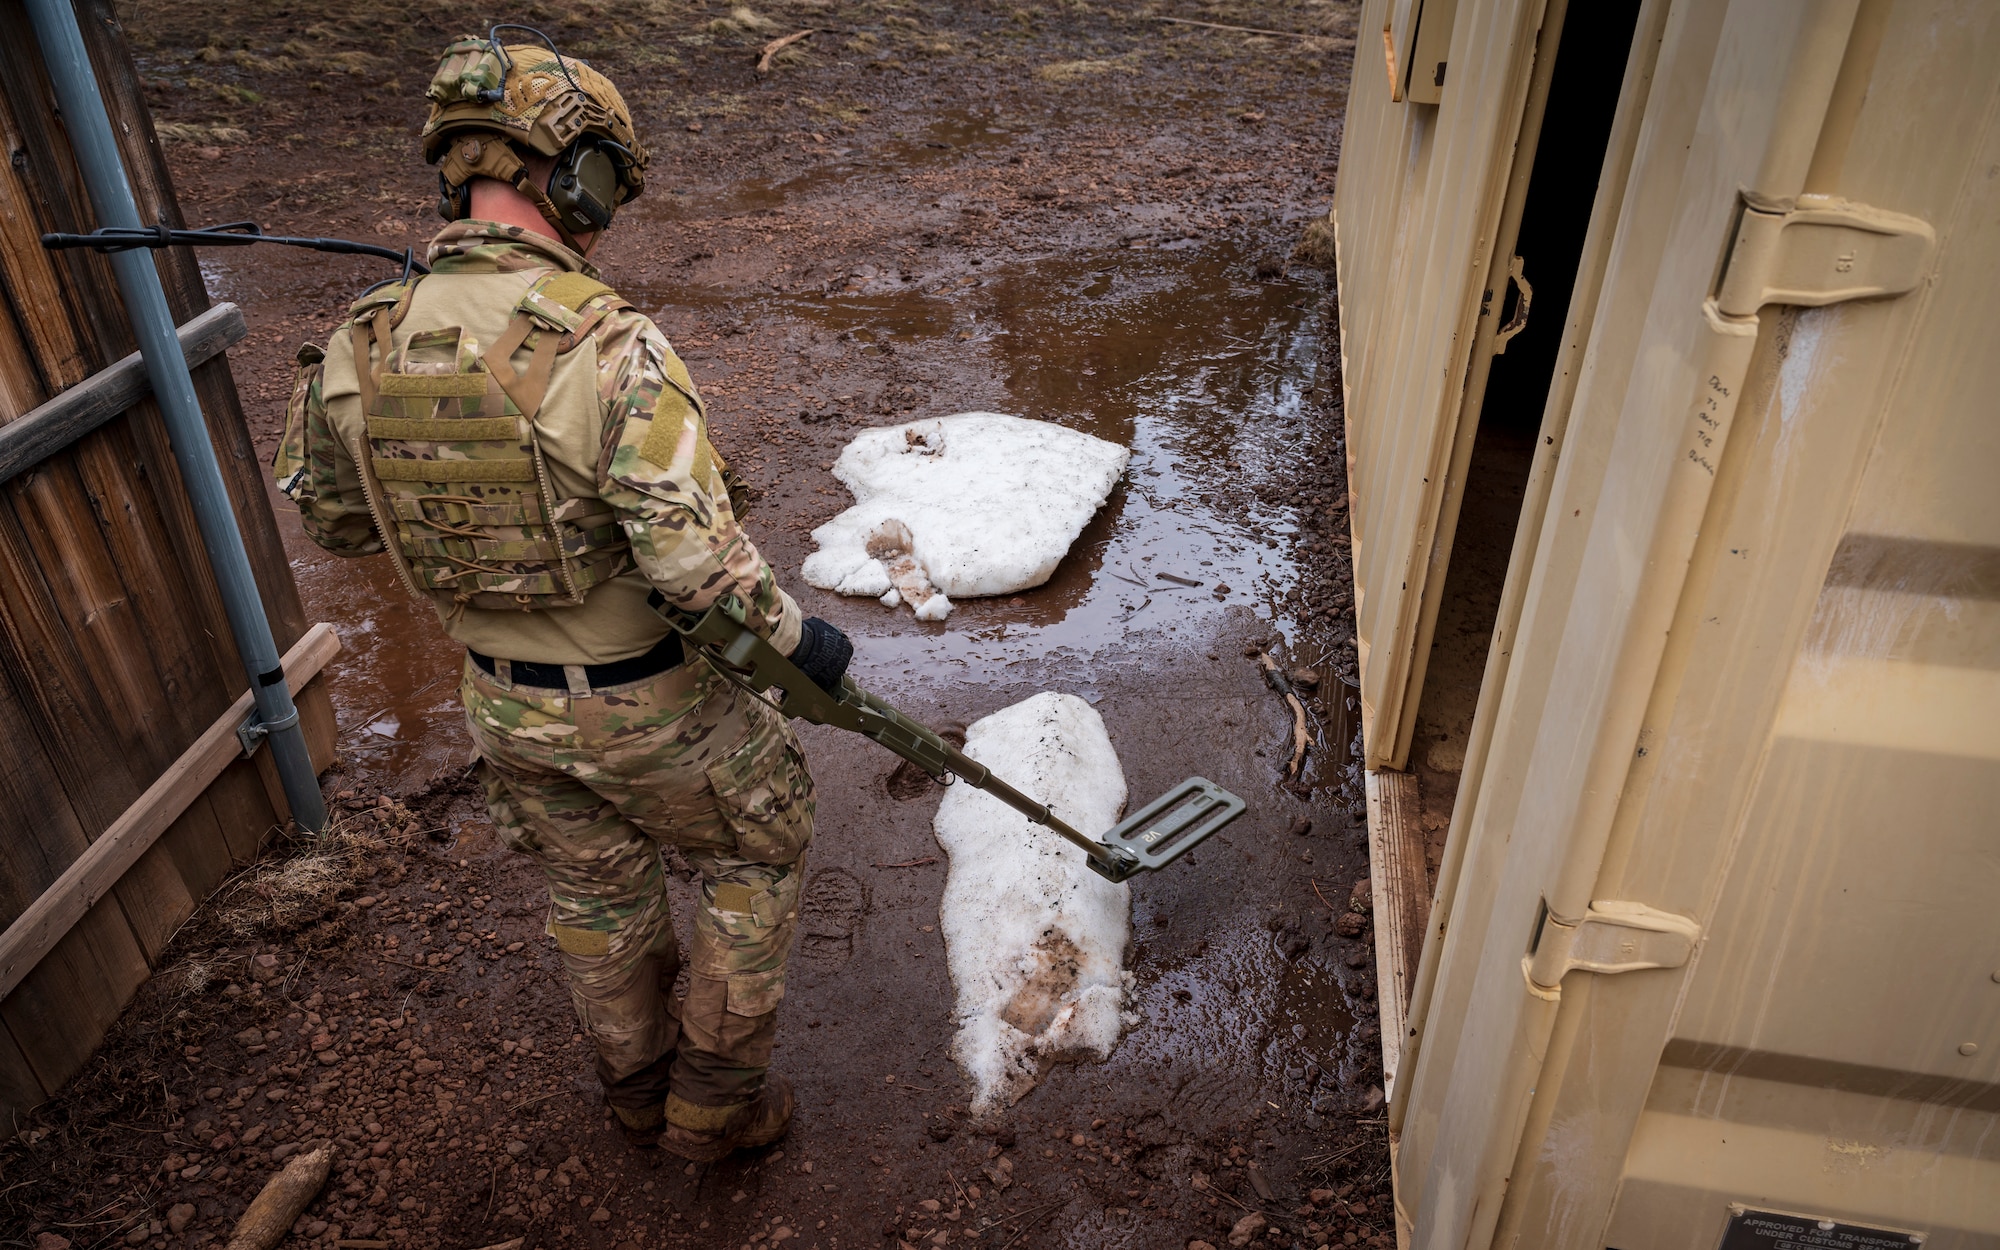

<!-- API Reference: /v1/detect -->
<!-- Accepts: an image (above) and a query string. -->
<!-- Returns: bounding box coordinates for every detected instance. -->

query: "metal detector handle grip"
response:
[658,598,1137,875]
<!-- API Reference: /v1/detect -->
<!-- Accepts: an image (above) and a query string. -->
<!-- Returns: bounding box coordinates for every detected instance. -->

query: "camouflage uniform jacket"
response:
[278,221,800,665]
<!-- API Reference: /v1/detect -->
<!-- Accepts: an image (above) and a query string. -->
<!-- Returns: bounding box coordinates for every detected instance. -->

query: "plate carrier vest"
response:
[350,271,638,614]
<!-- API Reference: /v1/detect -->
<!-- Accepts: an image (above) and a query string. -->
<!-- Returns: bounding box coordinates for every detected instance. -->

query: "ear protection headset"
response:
[435,135,635,236]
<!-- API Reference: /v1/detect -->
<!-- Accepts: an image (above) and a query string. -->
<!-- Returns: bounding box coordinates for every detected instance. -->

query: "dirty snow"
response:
[932,692,1135,1113]
[801,413,1129,619]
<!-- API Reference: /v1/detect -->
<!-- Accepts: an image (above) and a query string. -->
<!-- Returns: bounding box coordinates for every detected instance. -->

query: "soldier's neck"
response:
[466,179,598,258]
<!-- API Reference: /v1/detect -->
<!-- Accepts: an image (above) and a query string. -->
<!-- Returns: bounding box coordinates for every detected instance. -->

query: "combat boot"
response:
[608,1100,665,1149]
[659,1074,795,1162]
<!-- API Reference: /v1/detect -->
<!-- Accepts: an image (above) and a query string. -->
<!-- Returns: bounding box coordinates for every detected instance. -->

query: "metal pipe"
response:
[27,0,327,833]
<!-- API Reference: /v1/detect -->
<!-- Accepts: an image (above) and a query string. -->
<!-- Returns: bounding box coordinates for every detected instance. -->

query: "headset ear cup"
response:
[547,142,617,233]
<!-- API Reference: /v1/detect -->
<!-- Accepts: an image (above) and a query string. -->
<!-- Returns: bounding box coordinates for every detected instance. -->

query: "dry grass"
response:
[156,121,251,144]
[1293,214,1338,269]
[1034,56,1138,84]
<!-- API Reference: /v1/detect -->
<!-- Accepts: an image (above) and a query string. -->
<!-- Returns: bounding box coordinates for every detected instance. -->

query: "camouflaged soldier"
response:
[274,31,853,1161]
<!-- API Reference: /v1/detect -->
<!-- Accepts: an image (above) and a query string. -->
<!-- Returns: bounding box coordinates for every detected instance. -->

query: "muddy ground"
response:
[3,2,1388,1248]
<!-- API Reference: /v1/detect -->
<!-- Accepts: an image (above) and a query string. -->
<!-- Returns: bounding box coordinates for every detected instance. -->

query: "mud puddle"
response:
[666,107,1025,218]
[634,240,1322,693]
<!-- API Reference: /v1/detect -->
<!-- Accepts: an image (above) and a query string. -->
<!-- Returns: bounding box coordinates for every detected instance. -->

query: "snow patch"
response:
[802,413,1129,619]
[933,692,1134,1113]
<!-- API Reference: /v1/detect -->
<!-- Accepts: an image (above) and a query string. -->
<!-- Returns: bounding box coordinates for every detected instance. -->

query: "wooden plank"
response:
[0,1014,46,1136]
[0,894,150,1093]
[201,757,283,875]
[0,303,246,482]
[1367,768,1430,1101]
[0,639,91,924]
[0,623,341,1001]
[297,674,340,774]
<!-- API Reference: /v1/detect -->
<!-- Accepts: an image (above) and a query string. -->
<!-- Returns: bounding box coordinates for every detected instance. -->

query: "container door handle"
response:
[1493,254,1532,355]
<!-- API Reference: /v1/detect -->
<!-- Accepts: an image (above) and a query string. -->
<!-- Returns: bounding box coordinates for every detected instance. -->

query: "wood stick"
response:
[226,1143,334,1250]
[0,622,341,1000]
[756,29,815,74]
[0,302,246,484]
[1256,652,1312,778]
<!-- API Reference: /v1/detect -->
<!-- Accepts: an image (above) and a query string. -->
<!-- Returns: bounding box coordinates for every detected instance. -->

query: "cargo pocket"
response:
[477,757,539,855]
[725,966,786,1017]
[273,343,324,503]
[705,729,815,865]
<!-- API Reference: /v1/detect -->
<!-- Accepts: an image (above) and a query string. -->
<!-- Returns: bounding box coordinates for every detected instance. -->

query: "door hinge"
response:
[1523,899,1701,997]
[1715,197,1934,318]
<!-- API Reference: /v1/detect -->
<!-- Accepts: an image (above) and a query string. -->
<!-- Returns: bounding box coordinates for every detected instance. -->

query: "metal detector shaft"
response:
[660,597,1214,879]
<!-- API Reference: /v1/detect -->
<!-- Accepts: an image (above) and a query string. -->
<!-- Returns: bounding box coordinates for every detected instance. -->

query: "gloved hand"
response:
[788,617,853,693]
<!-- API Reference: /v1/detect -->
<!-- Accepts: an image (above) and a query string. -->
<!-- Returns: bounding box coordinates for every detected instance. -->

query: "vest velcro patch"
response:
[367,416,521,441]
[372,456,537,482]
[380,372,490,397]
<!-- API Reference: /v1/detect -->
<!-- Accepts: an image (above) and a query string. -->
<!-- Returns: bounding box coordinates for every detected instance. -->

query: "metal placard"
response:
[1716,1208,1926,1250]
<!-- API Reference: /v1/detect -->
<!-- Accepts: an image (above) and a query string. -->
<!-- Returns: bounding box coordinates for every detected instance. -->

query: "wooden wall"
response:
[0,0,336,1130]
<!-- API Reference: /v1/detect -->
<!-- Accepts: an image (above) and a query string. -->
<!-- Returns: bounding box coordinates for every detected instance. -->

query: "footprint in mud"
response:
[796,867,870,966]
[884,724,966,801]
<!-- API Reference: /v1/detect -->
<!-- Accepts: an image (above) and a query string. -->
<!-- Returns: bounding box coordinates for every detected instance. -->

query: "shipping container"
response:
[1331,0,2000,1245]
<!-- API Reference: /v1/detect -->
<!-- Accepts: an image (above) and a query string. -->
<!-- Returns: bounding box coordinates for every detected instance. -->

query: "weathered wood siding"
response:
[0,0,335,1130]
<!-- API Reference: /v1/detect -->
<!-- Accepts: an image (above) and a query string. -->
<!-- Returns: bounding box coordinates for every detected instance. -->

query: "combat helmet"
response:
[423,27,649,248]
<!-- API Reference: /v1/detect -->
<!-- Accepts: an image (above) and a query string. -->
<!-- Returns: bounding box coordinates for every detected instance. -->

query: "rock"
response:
[507,1141,529,1157]
[1246,1161,1274,1201]
[771,1229,795,1243]
[167,1203,197,1234]
[1228,1214,1267,1246]
[589,1208,611,1224]
[1289,668,1320,689]
[236,1028,265,1047]
[1189,1242,1219,1250]
[1287,817,1312,837]
[1069,1133,1086,1147]
[1335,912,1367,938]
[123,1228,148,1246]
[242,1125,265,1146]
[1308,1188,1336,1206]
[1361,1086,1386,1114]
[271,1142,301,1162]
[917,1199,941,1214]
[1348,879,1372,912]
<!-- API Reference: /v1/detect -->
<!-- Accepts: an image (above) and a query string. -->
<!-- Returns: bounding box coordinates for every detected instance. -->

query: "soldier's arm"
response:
[595,312,803,654]
[273,337,383,556]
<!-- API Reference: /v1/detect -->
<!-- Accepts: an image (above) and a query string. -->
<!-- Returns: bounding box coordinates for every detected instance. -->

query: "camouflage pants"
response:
[462,654,814,1129]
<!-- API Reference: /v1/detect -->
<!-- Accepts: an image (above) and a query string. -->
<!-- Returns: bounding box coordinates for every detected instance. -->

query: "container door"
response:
[1387,0,1969,1245]
[1332,0,1551,768]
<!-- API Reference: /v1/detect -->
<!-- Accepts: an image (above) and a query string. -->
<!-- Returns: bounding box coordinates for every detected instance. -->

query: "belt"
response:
[468,632,685,692]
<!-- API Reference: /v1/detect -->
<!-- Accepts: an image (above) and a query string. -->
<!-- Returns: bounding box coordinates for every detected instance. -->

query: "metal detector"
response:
[663,596,1246,883]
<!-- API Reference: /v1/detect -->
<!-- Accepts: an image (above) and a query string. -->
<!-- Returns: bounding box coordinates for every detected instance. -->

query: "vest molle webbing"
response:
[353,272,635,613]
